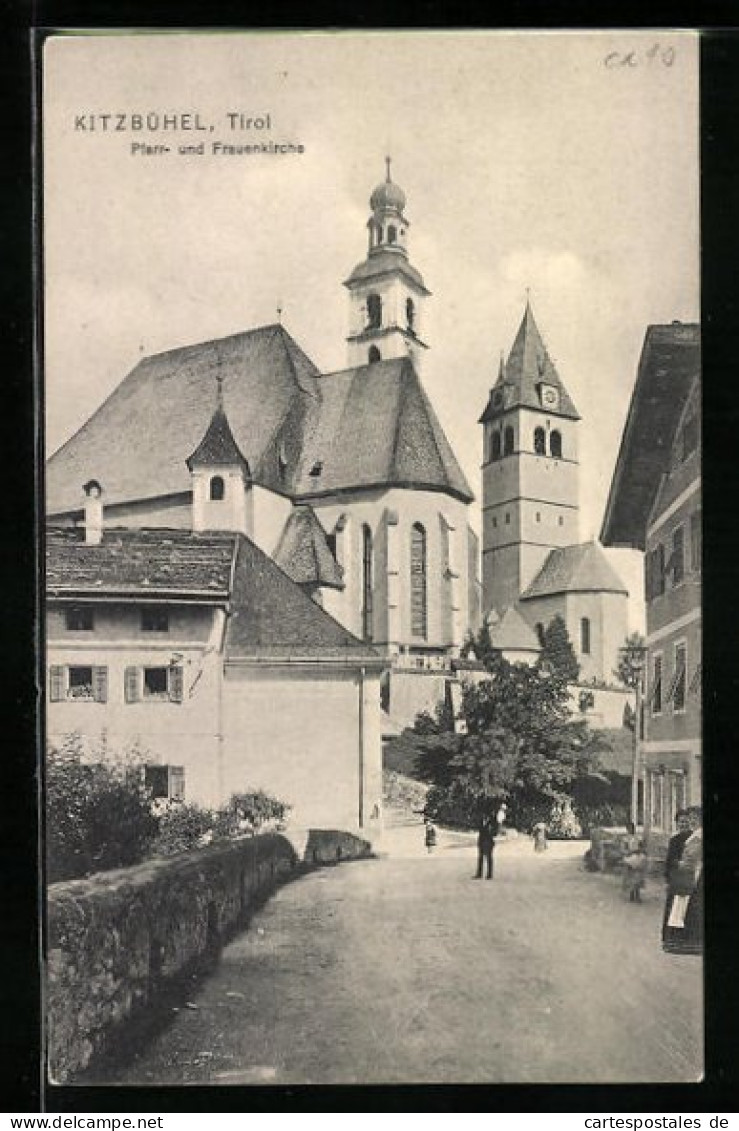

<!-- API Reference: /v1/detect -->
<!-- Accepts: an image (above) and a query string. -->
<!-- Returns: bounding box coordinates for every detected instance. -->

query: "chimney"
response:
[82,480,104,545]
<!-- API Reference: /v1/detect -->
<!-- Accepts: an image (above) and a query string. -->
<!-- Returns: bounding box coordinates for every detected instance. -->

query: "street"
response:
[102,823,703,1085]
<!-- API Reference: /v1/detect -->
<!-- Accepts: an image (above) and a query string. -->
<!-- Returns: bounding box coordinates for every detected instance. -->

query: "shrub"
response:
[213,790,290,837]
[548,800,583,840]
[46,735,158,882]
[152,802,217,856]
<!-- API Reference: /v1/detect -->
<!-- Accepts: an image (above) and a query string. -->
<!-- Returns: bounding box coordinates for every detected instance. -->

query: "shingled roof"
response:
[46,324,320,516]
[273,506,344,591]
[295,357,473,502]
[46,527,236,599]
[600,323,700,550]
[479,301,579,423]
[186,405,251,476]
[520,542,628,601]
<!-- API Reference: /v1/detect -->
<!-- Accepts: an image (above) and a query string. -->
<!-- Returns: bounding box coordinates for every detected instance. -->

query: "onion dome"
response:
[369,157,406,213]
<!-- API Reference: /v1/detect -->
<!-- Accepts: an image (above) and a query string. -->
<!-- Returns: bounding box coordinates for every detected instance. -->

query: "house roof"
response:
[520,541,629,601]
[46,324,320,515]
[479,301,579,423]
[487,604,541,653]
[343,250,430,295]
[295,357,473,502]
[273,505,344,591]
[186,406,252,476]
[225,535,380,661]
[600,323,700,550]
[46,527,236,599]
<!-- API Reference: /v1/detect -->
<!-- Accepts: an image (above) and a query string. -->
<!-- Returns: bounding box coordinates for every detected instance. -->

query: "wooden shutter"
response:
[124,666,140,703]
[49,665,65,702]
[168,664,184,703]
[92,666,108,703]
[169,766,185,800]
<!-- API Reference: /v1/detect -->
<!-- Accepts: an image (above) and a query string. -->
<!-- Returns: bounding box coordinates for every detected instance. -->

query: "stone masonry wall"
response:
[47,829,372,1082]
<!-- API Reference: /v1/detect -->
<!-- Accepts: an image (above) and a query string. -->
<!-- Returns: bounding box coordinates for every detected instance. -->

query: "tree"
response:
[614,631,646,691]
[538,614,580,682]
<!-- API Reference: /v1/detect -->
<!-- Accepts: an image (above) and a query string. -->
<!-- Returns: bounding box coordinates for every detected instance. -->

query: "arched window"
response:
[503,426,514,456]
[367,293,382,329]
[534,427,546,455]
[368,345,381,364]
[490,431,501,462]
[410,523,428,640]
[550,430,562,459]
[580,617,591,655]
[209,475,225,501]
[362,524,373,642]
[377,224,384,245]
[406,297,415,331]
[388,225,397,244]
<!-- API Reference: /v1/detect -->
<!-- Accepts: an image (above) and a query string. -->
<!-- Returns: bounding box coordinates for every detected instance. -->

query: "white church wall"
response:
[251,485,294,558]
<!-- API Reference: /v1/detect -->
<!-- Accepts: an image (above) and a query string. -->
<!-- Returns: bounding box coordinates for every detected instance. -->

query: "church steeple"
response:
[343,160,431,371]
[187,372,253,535]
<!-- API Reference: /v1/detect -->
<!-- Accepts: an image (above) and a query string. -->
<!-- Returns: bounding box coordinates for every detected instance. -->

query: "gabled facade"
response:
[601,322,701,841]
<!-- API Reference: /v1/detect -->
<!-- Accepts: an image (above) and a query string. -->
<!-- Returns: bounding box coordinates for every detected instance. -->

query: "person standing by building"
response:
[662,806,702,954]
[532,820,549,852]
[474,811,498,879]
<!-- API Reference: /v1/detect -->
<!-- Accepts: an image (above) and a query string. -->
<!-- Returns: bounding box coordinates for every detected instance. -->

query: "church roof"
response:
[46,526,380,663]
[487,605,541,654]
[186,405,251,476]
[273,506,344,591]
[479,302,580,423]
[46,324,320,516]
[600,323,700,551]
[294,357,473,503]
[343,251,430,295]
[520,541,628,601]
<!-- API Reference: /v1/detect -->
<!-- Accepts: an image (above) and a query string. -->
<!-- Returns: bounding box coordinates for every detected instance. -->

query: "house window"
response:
[66,607,94,631]
[362,524,373,642]
[690,511,701,572]
[366,293,382,329]
[142,608,169,633]
[681,414,699,461]
[550,430,562,459]
[368,345,381,364]
[670,525,685,587]
[125,664,184,704]
[49,664,108,703]
[492,517,497,528]
[647,543,666,598]
[670,642,687,713]
[490,431,501,462]
[503,426,514,456]
[145,764,185,801]
[534,427,546,455]
[410,523,428,640]
[209,475,225,501]
[651,653,663,715]
[580,617,591,655]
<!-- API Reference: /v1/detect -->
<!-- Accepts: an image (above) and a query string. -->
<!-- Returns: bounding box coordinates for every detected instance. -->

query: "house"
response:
[600,322,701,845]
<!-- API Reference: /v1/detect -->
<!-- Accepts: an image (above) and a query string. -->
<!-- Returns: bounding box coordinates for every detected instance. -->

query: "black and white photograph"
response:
[42,30,702,1087]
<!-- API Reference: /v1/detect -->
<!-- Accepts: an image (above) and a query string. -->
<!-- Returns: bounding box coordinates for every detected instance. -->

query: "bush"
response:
[152,802,217,856]
[547,800,583,839]
[46,735,158,882]
[213,790,290,837]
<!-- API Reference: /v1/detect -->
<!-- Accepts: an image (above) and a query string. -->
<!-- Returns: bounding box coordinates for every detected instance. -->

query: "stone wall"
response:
[46,829,372,1083]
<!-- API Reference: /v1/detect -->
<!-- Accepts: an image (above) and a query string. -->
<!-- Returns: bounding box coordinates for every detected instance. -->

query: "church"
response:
[478,302,631,725]
[45,163,483,828]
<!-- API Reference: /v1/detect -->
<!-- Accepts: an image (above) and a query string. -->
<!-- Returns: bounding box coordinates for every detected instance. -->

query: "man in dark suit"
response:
[665,809,691,884]
[474,810,499,879]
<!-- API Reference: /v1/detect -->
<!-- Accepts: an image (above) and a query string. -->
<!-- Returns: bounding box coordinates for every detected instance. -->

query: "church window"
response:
[490,431,501,462]
[534,427,546,455]
[492,517,497,528]
[368,345,381,364]
[388,225,397,244]
[410,523,428,640]
[580,617,591,655]
[550,430,562,459]
[535,512,541,523]
[209,475,225,501]
[505,512,511,525]
[503,426,514,456]
[362,524,373,642]
[558,515,564,526]
[406,298,415,332]
[367,293,382,329]
[376,223,383,245]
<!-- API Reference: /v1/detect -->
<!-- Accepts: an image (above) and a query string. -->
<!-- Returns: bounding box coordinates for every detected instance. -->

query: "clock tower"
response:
[479,300,581,615]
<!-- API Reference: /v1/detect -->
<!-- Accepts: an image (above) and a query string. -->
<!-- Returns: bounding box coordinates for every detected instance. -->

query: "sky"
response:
[43,32,700,632]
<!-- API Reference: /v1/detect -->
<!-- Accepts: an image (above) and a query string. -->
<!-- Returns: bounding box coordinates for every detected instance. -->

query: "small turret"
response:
[187,374,252,535]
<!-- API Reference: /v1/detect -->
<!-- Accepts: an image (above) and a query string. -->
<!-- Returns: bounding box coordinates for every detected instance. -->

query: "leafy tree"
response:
[538,614,580,682]
[614,631,646,690]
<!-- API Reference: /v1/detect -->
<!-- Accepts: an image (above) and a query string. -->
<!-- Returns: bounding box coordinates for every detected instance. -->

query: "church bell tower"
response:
[343,159,430,371]
[479,301,581,615]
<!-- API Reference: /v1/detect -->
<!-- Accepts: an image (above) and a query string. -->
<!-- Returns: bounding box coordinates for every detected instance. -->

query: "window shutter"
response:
[124,666,140,703]
[169,766,185,800]
[49,665,65,702]
[168,664,184,703]
[92,666,108,703]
